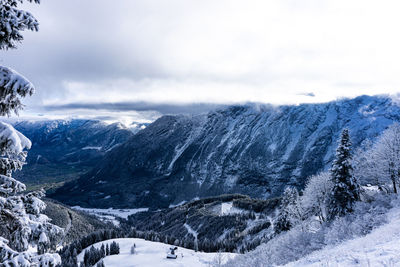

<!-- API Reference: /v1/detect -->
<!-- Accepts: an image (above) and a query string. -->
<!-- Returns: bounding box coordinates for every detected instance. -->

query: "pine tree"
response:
[100,243,105,257]
[274,187,299,233]
[115,242,120,254]
[72,248,78,265]
[0,0,63,265]
[327,128,360,221]
[106,243,110,256]
[109,241,120,255]
[83,249,90,266]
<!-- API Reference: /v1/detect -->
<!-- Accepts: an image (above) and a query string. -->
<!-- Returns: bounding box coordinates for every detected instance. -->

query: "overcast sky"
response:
[2,0,400,123]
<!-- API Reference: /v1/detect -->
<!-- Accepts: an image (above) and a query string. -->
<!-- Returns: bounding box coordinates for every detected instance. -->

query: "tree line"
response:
[81,241,120,267]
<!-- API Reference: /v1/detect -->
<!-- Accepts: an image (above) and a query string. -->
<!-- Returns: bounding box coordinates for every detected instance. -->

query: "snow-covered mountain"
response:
[12,119,134,188]
[53,95,400,208]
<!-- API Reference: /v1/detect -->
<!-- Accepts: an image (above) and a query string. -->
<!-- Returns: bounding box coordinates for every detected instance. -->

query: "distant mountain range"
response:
[12,119,135,190]
[51,95,400,208]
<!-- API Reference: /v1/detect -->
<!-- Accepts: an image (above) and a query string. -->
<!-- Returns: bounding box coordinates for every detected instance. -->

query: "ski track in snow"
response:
[184,223,198,240]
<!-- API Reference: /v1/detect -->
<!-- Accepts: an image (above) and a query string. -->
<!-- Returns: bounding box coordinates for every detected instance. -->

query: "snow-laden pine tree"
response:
[274,187,299,233]
[327,129,360,221]
[0,0,63,266]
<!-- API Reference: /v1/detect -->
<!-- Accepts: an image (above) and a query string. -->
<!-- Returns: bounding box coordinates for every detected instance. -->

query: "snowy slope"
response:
[77,238,237,267]
[284,207,400,267]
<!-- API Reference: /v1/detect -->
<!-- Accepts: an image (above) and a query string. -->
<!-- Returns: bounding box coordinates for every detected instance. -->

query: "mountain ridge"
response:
[12,119,135,190]
[52,95,400,208]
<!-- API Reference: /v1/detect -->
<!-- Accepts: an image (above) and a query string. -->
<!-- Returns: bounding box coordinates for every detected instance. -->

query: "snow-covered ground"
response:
[169,201,187,208]
[71,206,148,225]
[81,146,102,150]
[284,206,400,267]
[220,202,245,215]
[77,238,237,267]
[209,202,246,216]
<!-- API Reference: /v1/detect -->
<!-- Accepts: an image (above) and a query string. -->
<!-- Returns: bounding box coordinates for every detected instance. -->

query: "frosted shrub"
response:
[301,172,333,223]
[265,227,324,265]
[226,226,325,267]
[211,252,225,267]
[324,194,393,245]
[354,123,400,193]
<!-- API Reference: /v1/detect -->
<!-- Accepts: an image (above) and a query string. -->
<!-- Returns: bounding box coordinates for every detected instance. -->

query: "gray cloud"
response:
[298,92,315,97]
[43,102,226,115]
[1,0,400,124]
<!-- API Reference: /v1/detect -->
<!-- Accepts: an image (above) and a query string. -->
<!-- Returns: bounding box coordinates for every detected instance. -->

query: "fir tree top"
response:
[331,128,353,177]
[328,128,360,220]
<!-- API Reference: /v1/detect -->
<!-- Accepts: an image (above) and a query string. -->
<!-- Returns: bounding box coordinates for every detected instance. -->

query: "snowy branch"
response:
[0,0,39,49]
[0,121,31,154]
[0,67,35,116]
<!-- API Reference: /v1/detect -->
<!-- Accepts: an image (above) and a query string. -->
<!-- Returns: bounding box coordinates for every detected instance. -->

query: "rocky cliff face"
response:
[53,96,400,208]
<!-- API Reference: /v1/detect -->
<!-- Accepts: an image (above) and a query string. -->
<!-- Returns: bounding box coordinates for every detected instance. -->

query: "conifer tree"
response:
[0,0,63,265]
[106,243,110,256]
[274,187,299,233]
[100,243,105,258]
[327,128,360,221]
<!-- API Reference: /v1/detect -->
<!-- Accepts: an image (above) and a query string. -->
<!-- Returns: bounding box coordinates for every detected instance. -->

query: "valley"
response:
[8,95,400,267]
[2,1,398,265]
[12,119,134,191]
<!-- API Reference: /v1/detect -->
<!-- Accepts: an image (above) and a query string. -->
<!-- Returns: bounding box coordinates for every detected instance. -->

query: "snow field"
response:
[71,207,148,219]
[219,202,245,215]
[77,238,237,267]
[71,206,148,225]
[284,206,400,266]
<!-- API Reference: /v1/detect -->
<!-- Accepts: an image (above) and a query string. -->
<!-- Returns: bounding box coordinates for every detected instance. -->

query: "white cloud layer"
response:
[2,0,400,117]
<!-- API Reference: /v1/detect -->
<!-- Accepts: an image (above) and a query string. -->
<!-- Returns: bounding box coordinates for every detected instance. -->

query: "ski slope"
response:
[77,238,237,267]
[284,207,400,266]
